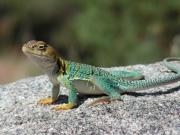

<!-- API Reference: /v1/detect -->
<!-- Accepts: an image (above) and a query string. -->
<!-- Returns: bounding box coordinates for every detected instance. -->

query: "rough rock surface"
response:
[0,62,180,135]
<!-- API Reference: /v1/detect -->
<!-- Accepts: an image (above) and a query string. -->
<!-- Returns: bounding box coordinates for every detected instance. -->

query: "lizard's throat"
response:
[25,53,58,72]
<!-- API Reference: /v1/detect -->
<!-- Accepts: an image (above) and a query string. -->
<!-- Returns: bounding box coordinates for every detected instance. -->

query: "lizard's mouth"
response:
[23,50,48,59]
[22,45,57,59]
[22,45,53,59]
[22,46,45,57]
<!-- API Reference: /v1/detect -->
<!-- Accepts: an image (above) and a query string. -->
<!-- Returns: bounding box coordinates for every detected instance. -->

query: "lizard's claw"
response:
[52,103,75,111]
[37,97,55,105]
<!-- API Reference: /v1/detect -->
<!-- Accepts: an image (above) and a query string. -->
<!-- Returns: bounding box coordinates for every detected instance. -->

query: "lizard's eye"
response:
[38,44,45,50]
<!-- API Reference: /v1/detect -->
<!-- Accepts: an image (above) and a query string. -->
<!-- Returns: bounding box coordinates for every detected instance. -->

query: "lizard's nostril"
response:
[29,44,36,48]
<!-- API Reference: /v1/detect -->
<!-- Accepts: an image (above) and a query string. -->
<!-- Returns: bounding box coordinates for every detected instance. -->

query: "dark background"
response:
[0,0,180,84]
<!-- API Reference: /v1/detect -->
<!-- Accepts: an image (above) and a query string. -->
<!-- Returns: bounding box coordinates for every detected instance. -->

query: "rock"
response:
[0,62,180,135]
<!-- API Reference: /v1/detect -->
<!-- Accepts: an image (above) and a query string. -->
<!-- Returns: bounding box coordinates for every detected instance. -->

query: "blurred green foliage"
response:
[0,0,180,66]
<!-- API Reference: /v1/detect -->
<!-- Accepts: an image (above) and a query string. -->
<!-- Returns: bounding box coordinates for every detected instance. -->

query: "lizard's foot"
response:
[88,96,124,107]
[88,97,111,107]
[37,97,55,105]
[52,103,75,111]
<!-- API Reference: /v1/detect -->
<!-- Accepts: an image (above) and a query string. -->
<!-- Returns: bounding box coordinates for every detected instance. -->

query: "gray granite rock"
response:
[0,62,180,135]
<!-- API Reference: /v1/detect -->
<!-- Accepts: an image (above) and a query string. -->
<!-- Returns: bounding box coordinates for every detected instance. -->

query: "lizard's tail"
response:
[163,57,180,73]
[119,57,180,91]
[119,73,180,91]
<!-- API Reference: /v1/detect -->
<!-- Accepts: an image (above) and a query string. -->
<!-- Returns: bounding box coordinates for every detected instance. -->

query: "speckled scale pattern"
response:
[64,59,180,93]
[117,74,180,91]
[65,61,112,80]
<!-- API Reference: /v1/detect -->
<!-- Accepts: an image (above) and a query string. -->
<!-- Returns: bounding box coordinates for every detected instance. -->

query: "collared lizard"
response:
[22,40,180,110]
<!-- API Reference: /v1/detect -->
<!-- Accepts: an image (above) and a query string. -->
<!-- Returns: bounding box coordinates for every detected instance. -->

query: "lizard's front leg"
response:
[52,88,77,110]
[38,84,60,105]
[52,77,77,110]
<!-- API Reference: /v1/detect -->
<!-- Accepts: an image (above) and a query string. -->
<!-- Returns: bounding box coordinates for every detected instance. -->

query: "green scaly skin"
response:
[22,40,180,110]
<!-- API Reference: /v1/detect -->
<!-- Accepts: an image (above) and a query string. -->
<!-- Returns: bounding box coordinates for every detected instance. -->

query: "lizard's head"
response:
[22,40,60,72]
[22,40,58,59]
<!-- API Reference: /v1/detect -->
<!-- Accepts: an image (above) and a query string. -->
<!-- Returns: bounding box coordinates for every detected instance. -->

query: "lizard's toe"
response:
[37,97,55,105]
[52,103,75,111]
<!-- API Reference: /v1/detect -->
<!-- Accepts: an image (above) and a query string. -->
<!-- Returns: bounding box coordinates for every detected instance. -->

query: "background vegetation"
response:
[0,0,180,83]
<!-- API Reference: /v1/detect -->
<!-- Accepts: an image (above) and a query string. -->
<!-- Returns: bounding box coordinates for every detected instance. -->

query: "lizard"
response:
[22,40,180,110]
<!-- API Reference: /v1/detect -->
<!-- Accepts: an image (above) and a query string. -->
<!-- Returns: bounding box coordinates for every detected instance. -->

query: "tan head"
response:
[22,40,59,72]
[22,40,58,59]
